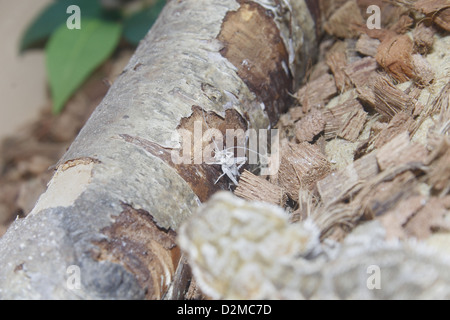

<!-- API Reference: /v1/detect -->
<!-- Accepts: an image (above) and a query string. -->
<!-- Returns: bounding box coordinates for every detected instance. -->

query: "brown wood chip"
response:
[356,34,380,57]
[278,142,331,200]
[294,109,326,142]
[295,73,338,110]
[234,170,286,206]
[374,113,415,149]
[317,152,379,204]
[372,74,414,120]
[344,56,379,89]
[376,34,415,82]
[324,98,367,141]
[324,0,364,38]
[376,131,429,170]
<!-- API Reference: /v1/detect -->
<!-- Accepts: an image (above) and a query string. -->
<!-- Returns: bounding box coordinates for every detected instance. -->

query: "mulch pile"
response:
[234,0,450,244]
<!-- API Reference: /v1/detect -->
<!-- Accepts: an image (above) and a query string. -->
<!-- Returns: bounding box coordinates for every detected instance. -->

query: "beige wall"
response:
[0,0,52,140]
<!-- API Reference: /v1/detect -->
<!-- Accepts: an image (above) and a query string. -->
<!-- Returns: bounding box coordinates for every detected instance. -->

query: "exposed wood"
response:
[290,188,319,223]
[376,131,429,170]
[320,0,349,19]
[323,0,364,38]
[435,8,450,31]
[359,169,421,219]
[356,85,377,107]
[234,170,286,206]
[390,15,414,34]
[344,56,379,88]
[414,0,450,31]
[376,34,415,82]
[373,113,415,149]
[1,0,449,301]
[277,142,331,200]
[316,152,379,204]
[295,73,338,111]
[338,107,368,142]
[294,108,326,142]
[323,98,367,141]
[176,0,450,299]
[91,205,179,300]
[326,41,350,91]
[414,82,450,136]
[289,106,305,122]
[217,1,292,124]
[356,34,380,57]
[372,74,413,119]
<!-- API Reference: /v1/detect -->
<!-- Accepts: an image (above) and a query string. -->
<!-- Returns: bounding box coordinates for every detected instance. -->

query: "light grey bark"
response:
[0,0,317,299]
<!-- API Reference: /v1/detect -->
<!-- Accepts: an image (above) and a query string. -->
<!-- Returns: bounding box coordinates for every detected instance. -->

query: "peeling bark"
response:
[0,0,319,299]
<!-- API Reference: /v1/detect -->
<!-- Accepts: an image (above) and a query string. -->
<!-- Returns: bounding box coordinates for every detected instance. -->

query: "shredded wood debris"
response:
[234,170,286,206]
[233,0,450,245]
[216,0,450,299]
[294,73,338,110]
[324,0,364,38]
[413,0,450,31]
[1,0,449,301]
[231,0,449,252]
[294,108,326,142]
[276,142,331,200]
[376,34,415,82]
[356,34,380,57]
[323,97,367,141]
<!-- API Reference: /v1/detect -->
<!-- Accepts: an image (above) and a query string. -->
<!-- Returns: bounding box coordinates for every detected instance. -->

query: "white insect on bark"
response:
[199,108,271,186]
[0,0,320,299]
[200,107,247,186]
[206,147,247,186]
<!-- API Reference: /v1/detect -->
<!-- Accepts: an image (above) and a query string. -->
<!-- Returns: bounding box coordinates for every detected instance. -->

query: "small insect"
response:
[205,146,247,185]
[201,108,266,186]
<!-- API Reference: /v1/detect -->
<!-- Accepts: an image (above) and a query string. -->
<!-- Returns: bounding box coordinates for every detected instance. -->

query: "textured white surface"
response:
[179,192,327,299]
[179,192,450,299]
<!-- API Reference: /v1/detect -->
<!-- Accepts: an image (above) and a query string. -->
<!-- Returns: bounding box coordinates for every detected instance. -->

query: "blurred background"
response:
[0,0,165,235]
[0,0,51,140]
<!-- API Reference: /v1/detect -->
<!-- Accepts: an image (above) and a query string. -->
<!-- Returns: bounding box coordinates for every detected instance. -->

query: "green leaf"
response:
[46,19,122,114]
[20,0,102,52]
[123,0,166,46]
